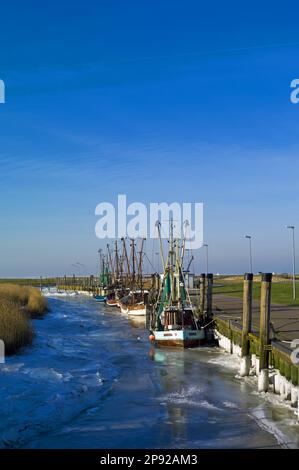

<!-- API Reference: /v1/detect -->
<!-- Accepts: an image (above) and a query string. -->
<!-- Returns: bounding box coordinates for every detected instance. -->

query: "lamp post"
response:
[244,235,253,274]
[203,244,209,274]
[286,225,296,300]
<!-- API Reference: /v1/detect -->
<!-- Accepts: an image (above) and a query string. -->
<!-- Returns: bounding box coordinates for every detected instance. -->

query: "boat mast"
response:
[175,237,181,304]
[98,249,102,285]
[102,251,107,286]
[119,242,125,287]
[181,220,189,266]
[107,244,115,285]
[130,239,136,290]
[169,219,175,304]
[155,221,166,273]
[137,238,146,291]
[121,237,131,288]
[114,240,119,283]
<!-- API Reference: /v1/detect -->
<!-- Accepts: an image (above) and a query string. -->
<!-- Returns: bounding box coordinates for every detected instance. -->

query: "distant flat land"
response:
[0,278,56,286]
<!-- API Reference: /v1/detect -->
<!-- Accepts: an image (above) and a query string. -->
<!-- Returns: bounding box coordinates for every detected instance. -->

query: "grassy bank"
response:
[214,278,299,306]
[0,284,48,354]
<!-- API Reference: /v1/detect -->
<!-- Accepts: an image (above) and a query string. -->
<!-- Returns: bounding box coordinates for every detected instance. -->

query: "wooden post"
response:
[258,273,272,392]
[206,273,213,319]
[199,273,206,316]
[240,273,253,376]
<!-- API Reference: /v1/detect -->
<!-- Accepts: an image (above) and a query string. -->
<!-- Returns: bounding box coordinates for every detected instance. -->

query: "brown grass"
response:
[27,290,48,317]
[0,284,48,355]
[0,299,34,354]
[0,284,48,317]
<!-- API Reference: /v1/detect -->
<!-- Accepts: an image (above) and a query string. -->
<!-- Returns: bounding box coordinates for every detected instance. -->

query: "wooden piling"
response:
[258,272,272,392]
[240,273,253,376]
[199,273,206,316]
[206,273,213,319]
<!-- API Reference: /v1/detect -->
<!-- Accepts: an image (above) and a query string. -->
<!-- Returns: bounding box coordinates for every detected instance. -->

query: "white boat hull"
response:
[106,299,119,307]
[120,304,129,314]
[152,329,205,348]
[127,307,146,316]
[120,303,146,316]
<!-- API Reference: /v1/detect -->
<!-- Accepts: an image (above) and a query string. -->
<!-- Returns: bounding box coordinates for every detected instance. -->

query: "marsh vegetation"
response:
[0,284,48,354]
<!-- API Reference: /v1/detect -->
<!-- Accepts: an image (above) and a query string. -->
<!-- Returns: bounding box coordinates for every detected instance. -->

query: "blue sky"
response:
[1,1,299,276]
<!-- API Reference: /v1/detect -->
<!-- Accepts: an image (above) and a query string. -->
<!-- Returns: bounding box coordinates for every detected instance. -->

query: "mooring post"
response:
[206,273,213,319]
[258,273,272,392]
[199,273,206,316]
[240,273,253,376]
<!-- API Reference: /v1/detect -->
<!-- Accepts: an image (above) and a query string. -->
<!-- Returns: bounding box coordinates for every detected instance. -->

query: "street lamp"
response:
[203,244,209,274]
[244,235,253,273]
[286,225,296,300]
